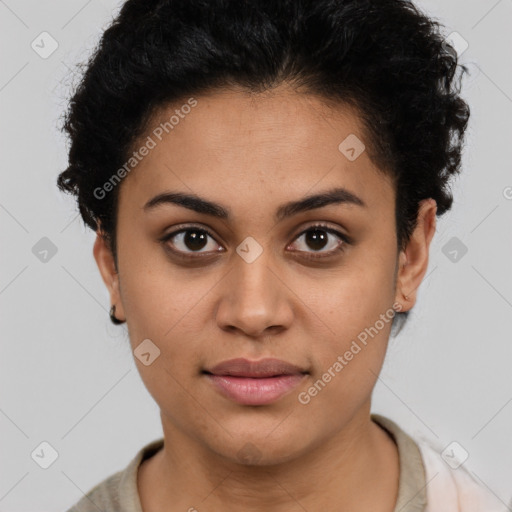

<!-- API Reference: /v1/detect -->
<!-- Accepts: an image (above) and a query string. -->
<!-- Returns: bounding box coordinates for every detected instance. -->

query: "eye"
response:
[160,225,224,258]
[288,224,349,259]
[159,223,350,261]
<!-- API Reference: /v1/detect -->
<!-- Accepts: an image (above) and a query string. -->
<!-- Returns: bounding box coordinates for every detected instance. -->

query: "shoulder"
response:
[417,440,509,512]
[64,438,165,512]
[65,470,124,512]
[372,413,510,512]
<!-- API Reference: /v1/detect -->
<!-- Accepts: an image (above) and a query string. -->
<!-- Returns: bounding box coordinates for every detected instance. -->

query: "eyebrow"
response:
[143,186,366,221]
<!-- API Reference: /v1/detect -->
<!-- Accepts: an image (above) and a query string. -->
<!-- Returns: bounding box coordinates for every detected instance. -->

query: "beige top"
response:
[65,414,506,512]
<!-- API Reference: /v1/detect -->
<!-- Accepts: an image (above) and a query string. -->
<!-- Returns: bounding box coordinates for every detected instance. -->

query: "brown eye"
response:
[289,225,349,259]
[161,227,223,256]
[179,230,209,251]
[304,229,330,251]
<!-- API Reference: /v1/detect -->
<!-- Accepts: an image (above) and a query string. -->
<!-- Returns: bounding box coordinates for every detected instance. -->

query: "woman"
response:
[57,0,506,510]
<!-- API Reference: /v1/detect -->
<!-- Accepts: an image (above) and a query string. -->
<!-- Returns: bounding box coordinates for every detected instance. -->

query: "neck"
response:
[138,409,399,512]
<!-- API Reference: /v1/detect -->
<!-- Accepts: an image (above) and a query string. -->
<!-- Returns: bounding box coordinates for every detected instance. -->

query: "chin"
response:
[206,425,312,467]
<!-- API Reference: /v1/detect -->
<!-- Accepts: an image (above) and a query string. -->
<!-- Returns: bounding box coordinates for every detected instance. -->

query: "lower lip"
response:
[205,374,306,405]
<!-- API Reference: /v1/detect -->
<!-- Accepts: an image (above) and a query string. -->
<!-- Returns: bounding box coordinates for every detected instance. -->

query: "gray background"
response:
[1,0,511,510]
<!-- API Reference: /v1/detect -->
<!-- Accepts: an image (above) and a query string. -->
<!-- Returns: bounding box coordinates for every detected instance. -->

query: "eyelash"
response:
[159,223,350,261]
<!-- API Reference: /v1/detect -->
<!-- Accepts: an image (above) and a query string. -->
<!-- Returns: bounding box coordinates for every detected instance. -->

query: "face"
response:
[94,84,435,465]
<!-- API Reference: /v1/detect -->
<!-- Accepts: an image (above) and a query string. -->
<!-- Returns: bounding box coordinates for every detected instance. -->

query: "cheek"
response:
[299,300,394,421]
[118,253,216,386]
[301,264,396,394]
[117,234,204,341]
[123,272,209,365]
[123,290,209,418]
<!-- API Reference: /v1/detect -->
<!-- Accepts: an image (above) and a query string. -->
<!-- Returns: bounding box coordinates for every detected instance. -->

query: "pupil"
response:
[185,230,208,251]
[306,229,328,251]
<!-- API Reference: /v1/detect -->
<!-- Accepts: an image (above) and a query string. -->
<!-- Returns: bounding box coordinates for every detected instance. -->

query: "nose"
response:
[214,247,294,340]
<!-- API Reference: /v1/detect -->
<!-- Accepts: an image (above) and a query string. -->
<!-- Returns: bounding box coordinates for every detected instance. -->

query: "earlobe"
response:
[394,198,437,311]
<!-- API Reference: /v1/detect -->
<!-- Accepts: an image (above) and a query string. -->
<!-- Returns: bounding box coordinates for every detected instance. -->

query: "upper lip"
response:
[204,358,307,378]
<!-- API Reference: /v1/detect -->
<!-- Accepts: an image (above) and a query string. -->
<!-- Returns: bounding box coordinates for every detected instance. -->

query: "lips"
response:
[203,358,308,405]
[204,357,307,378]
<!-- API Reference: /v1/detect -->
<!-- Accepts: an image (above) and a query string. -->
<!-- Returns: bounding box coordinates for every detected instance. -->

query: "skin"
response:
[94,83,437,512]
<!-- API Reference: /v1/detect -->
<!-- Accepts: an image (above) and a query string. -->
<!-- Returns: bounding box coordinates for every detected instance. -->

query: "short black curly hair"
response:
[57,0,470,332]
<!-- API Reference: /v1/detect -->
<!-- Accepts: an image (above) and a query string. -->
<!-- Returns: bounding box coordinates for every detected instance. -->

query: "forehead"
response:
[118,86,395,220]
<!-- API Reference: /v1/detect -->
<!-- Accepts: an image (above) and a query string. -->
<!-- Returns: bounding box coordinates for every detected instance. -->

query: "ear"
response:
[394,198,437,312]
[93,229,125,322]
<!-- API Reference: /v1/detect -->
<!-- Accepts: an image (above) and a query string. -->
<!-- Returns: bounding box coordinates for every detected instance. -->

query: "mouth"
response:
[202,358,309,406]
